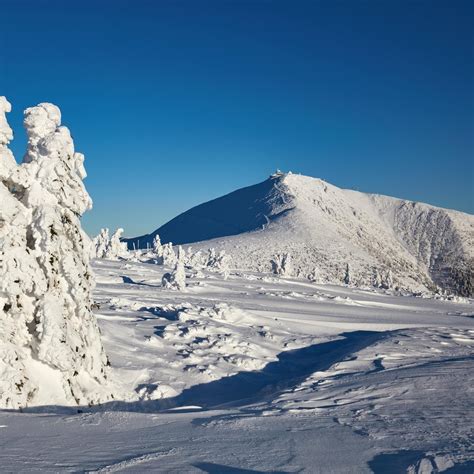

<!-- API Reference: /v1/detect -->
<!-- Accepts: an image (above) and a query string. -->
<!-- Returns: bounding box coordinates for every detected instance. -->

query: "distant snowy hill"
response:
[126,173,474,295]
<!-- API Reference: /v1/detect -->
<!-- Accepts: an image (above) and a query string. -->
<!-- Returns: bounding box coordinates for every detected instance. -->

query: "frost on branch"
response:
[0,98,111,408]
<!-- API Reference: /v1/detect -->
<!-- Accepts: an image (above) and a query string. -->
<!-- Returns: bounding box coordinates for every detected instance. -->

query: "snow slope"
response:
[1,259,472,472]
[126,172,474,296]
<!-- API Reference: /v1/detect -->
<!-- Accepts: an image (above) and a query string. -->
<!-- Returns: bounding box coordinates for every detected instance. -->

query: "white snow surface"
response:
[1,258,473,472]
[127,172,474,296]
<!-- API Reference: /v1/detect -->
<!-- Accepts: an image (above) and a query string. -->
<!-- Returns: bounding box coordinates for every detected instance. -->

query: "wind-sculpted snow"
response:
[0,97,111,408]
[273,326,474,469]
[128,172,474,296]
[0,257,472,471]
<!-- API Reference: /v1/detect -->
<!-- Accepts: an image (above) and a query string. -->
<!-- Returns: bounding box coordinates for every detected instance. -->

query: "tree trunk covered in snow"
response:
[0,98,111,408]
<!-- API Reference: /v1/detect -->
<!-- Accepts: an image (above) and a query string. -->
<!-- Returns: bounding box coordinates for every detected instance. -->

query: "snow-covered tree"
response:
[205,248,230,278]
[91,228,128,260]
[104,228,128,259]
[271,253,293,277]
[344,263,351,285]
[372,267,382,288]
[186,249,206,268]
[381,269,393,289]
[372,267,393,289]
[0,98,111,408]
[152,234,163,257]
[162,246,186,290]
[92,228,110,258]
[162,242,177,267]
[308,268,320,283]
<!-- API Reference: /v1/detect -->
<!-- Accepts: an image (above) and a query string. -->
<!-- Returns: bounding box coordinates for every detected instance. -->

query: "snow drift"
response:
[126,172,474,296]
[0,97,111,408]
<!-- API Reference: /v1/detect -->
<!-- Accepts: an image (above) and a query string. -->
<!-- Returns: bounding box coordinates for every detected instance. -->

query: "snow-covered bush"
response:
[0,98,111,408]
[271,253,293,277]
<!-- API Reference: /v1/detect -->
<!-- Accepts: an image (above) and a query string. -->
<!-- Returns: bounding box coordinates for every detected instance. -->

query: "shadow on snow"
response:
[9,330,387,415]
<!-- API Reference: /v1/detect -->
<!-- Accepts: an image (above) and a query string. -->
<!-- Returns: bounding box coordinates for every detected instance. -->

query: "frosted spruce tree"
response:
[344,263,351,285]
[162,246,186,290]
[152,234,163,256]
[92,228,110,258]
[162,242,177,267]
[0,98,111,408]
[271,252,293,277]
[91,228,128,260]
[104,228,128,259]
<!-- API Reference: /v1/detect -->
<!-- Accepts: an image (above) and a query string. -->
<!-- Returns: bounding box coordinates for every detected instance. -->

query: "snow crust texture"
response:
[0,97,111,408]
[128,173,474,296]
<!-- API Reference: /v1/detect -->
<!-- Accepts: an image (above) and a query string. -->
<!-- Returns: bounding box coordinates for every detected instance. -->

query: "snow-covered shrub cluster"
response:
[0,98,111,408]
[148,236,230,281]
[92,228,129,260]
[205,248,230,278]
[372,267,394,289]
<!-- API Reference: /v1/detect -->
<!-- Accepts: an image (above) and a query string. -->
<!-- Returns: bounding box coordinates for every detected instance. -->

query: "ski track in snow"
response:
[1,258,473,472]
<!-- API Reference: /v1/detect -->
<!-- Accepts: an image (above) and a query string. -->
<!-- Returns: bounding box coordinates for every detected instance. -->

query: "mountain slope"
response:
[126,173,474,295]
[127,176,293,246]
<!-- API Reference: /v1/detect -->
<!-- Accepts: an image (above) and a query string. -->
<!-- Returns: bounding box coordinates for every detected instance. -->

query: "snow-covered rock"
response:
[0,97,111,408]
[126,173,474,296]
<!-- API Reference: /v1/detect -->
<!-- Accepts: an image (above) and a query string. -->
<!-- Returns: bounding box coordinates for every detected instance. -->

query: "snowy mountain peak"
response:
[126,172,473,296]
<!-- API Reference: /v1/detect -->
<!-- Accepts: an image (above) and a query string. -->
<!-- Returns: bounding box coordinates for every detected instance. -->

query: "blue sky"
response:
[1,0,472,236]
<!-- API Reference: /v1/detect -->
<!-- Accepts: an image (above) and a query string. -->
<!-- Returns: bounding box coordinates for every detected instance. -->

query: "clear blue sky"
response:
[1,0,473,237]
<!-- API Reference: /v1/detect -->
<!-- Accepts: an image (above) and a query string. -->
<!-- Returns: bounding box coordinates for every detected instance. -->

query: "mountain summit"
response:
[126,173,474,296]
